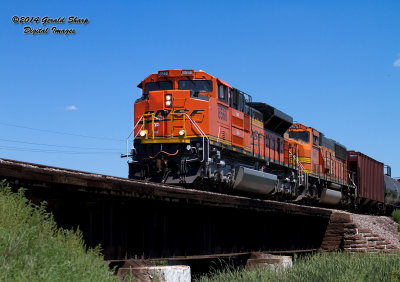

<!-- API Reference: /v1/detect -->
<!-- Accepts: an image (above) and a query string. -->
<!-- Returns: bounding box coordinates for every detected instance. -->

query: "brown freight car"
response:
[347,151,385,208]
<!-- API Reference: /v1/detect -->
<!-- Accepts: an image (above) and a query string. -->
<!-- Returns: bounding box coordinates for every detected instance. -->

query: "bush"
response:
[0,180,117,281]
[196,252,400,282]
[392,209,400,232]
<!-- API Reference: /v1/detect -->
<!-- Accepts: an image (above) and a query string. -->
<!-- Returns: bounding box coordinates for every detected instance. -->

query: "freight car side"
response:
[347,151,385,210]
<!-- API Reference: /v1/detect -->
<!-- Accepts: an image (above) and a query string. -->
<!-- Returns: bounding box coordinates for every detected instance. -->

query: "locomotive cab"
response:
[287,123,349,205]
[129,70,216,184]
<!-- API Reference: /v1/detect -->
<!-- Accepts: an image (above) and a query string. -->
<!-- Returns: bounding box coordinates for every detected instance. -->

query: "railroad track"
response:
[0,157,333,217]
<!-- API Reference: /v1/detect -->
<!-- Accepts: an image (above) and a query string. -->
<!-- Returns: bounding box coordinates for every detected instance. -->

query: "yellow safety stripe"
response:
[251,119,264,128]
[140,137,191,144]
[208,135,232,145]
[298,157,311,164]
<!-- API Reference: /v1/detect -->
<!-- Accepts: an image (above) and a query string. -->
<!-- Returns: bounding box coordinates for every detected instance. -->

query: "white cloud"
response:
[394,55,400,67]
[394,58,400,67]
[65,105,78,111]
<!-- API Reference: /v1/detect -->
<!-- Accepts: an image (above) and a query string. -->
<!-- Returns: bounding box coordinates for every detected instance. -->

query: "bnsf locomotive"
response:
[126,69,400,212]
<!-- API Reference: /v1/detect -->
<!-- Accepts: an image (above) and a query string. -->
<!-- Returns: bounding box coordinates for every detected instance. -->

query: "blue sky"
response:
[1,0,399,177]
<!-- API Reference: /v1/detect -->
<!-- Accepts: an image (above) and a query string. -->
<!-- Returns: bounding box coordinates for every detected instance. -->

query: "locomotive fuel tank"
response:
[232,166,277,195]
[319,184,342,205]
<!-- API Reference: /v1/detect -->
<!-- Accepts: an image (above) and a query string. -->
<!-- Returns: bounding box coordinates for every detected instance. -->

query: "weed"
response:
[0,180,117,281]
[392,209,400,232]
[196,252,400,282]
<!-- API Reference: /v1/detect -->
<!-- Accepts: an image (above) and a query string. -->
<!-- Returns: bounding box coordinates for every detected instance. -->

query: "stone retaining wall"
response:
[320,212,351,251]
[343,223,398,253]
[320,211,399,253]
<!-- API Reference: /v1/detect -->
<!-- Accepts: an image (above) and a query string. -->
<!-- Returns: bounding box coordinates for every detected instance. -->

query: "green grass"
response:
[196,252,400,282]
[392,209,400,232]
[0,180,117,281]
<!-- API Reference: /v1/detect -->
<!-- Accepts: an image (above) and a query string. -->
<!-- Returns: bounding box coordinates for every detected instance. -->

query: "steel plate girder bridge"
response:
[0,158,333,260]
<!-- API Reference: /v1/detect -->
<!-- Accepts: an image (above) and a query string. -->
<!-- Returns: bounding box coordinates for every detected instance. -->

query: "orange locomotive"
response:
[127,69,355,207]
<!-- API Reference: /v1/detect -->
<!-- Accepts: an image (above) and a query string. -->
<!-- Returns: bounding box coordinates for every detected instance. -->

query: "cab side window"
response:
[313,135,319,146]
[218,83,228,104]
[230,88,245,112]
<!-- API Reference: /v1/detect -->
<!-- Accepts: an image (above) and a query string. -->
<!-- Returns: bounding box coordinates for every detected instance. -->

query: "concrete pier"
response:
[117,265,191,282]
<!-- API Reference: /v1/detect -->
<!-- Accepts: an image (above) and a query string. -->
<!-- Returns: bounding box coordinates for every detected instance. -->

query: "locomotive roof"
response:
[291,123,347,151]
[137,69,231,88]
[248,102,293,135]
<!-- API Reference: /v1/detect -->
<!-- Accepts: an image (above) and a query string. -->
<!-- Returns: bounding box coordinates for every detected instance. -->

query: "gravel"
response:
[352,213,400,246]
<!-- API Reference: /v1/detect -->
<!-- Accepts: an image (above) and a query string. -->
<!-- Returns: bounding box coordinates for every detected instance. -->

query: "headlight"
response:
[139,130,147,137]
[179,129,185,136]
[165,94,172,107]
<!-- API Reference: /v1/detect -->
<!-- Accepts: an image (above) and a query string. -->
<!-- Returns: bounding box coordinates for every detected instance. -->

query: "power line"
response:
[0,145,120,155]
[0,122,125,142]
[0,137,121,151]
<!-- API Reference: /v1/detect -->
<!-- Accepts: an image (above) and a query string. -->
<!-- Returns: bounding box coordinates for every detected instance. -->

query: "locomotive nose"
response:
[138,89,199,142]
[148,90,191,111]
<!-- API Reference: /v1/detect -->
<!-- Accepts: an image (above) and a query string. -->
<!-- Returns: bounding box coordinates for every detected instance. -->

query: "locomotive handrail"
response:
[125,113,162,162]
[170,112,186,138]
[125,114,144,162]
[289,151,308,187]
[141,113,163,140]
[289,151,305,171]
[185,113,209,163]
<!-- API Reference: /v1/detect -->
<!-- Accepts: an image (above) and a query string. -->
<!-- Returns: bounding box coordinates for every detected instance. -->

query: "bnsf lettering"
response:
[144,109,205,117]
[173,109,190,115]
[218,106,227,121]
[155,110,171,117]
[190,109,205,116]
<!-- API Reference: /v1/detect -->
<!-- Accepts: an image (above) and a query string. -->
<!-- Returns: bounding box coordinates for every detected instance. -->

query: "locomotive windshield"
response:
[289,131,310,143]
[145,81,173,94]
[178,80,213,92]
